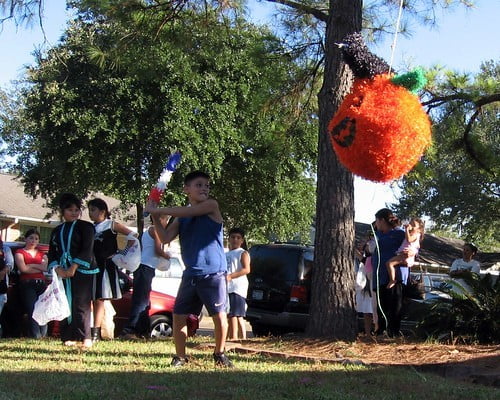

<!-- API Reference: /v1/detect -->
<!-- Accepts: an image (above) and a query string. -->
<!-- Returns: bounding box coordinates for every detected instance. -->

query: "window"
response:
[19,224,54,244]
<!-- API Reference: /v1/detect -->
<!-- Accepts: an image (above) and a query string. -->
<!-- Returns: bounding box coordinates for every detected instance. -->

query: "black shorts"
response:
[174,272,227,316]
[228,293,246,317]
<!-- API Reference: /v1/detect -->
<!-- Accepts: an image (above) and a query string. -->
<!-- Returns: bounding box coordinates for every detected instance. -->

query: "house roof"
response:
[0,173,137,226]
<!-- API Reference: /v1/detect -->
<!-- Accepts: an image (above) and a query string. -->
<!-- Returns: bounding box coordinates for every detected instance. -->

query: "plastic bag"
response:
[32,269,71,325]
[355,262,367,290]
[156,251,171,272]
[112,233,141,272]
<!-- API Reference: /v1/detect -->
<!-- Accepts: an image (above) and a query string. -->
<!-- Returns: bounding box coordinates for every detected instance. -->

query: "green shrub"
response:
[417,272,500,344]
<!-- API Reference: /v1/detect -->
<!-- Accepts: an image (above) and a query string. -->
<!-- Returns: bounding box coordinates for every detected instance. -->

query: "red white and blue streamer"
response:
[145,151,181,215]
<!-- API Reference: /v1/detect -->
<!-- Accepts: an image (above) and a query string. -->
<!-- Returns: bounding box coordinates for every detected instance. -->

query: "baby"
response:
[386,218,424,289]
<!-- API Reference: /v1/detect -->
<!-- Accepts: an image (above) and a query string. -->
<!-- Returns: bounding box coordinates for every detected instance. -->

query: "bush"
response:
[417,272,500,344]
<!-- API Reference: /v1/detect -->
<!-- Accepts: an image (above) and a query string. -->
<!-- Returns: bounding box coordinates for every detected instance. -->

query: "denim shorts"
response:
[228,293,246,317]
[174,272,227,316]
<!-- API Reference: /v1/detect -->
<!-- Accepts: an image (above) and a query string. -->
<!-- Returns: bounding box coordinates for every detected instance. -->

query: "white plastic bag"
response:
[112,233,141,272]
[156,251,172,272]
[33,269,71,325]
[355,262,367,290]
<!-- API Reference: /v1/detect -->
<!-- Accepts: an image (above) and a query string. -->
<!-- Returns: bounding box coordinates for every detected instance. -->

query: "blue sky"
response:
[1,0,498,223]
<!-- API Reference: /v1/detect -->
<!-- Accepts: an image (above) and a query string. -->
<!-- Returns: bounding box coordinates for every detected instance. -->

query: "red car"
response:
[0,242,197,338]
[112,269,198,338]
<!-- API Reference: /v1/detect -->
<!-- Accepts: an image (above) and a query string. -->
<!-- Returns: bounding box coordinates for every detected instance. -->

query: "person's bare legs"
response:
[173,313,188,358]
[227,316,238,340]
[93,299,105,327]
[212,312,228,353]
[237,316,247,340]
[386,254,405,288]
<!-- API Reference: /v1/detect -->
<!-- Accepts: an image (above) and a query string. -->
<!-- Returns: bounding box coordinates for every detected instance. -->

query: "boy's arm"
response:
[227,251,251,281]
[146,199,222,222]
[152,216,180,245]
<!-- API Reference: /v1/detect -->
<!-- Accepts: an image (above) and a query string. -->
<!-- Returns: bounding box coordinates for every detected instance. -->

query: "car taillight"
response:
[290,285,308,303]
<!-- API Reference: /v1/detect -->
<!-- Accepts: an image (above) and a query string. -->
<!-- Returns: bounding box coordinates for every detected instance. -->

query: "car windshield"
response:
[250,246,312,282]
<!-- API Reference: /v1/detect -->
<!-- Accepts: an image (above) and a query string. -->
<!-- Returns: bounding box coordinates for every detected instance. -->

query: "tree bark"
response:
[306,0,361,340]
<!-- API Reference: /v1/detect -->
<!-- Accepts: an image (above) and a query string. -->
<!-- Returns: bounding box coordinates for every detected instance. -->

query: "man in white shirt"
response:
[450,243,480,276]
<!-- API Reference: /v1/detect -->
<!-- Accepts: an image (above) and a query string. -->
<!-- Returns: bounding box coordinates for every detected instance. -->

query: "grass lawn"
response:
[0,337,498,400]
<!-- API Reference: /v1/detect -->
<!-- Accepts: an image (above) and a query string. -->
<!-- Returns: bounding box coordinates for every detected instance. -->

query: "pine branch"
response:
[423,92,500,108]
[462,108,491,173]
[424,92,500,175]
[265,0,329,22]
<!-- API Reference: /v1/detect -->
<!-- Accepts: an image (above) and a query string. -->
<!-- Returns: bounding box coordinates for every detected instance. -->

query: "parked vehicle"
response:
[394,271,453,334]
[0,242,197,339]
[112,269,198,338]
[245,242,461,337]
[151,255,184,297]
[245,243,314,336]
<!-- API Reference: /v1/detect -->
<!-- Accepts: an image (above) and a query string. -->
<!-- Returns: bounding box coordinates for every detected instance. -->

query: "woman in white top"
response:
[450,243,480,276]
[88,198,136,341]
[225,227,250,340]
[120,214,170,338]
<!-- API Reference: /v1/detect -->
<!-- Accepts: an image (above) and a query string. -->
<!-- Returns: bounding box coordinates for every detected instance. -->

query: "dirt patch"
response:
[218,334,500,387]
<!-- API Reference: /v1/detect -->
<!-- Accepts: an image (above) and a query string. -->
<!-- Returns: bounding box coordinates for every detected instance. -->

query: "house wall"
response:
[1,218,57,243]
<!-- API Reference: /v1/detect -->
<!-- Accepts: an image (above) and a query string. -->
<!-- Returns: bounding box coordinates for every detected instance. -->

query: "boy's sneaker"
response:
[171,356,188,367]
[213,352,233,368]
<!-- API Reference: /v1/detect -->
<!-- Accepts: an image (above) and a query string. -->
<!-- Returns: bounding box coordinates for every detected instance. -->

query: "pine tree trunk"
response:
[306,0,361,340]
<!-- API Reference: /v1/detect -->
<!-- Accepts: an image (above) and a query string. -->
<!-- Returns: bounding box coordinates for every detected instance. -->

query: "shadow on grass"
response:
[413,354,500,387]
[1,357,499,400]
[1,338,498,400]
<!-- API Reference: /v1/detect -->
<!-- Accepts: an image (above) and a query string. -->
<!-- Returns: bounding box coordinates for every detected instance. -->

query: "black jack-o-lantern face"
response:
[330,117,356,148]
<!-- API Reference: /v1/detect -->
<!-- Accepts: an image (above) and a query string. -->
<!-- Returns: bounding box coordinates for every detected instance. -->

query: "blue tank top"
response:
[372,228,406,288]
[178,215,227,277]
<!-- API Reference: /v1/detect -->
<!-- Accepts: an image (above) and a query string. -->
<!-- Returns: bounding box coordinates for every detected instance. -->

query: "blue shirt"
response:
[372,228,406,288]
[178,215,227,277]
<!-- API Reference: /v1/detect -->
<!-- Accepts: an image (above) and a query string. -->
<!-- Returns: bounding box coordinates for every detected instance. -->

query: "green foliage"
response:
[0,6,317,239]
[417,272,500,344]
[394,61,500,250]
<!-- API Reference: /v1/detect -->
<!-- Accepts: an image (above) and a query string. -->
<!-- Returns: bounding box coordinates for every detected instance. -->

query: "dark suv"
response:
[245,243,314,336]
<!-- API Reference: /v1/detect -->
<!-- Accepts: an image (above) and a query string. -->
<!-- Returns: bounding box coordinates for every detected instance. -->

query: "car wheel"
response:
[250,322,271,337]
[149,315,173,339]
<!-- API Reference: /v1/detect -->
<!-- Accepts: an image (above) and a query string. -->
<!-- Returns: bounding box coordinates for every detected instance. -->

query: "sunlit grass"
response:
[0,337,497,400]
